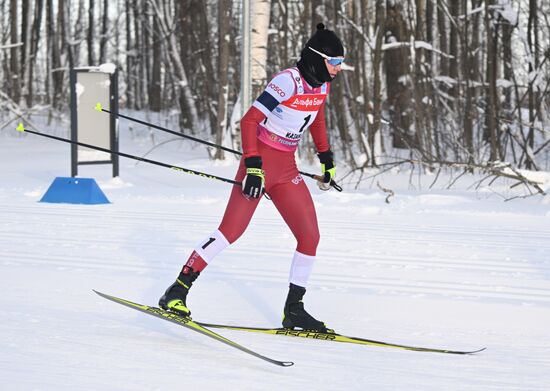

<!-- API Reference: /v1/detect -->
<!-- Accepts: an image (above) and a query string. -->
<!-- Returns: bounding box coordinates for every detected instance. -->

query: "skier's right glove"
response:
[242,156,265,199]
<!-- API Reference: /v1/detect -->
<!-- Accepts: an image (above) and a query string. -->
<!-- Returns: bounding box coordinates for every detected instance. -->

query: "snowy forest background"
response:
[0,0,549,193]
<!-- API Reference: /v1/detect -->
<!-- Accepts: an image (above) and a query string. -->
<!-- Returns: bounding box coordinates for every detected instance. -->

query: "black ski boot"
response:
[282,283,331,332]
[159,269,200,317]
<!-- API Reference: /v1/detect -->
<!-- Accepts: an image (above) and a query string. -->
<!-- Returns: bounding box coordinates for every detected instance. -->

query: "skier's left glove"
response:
[317,150,335,191]
[242,156,265,199]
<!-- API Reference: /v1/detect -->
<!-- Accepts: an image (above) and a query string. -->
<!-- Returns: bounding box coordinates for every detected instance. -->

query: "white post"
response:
[241,0,251,116]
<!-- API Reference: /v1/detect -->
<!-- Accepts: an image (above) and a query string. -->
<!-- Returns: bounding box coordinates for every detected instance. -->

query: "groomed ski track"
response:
[1,136,550,390]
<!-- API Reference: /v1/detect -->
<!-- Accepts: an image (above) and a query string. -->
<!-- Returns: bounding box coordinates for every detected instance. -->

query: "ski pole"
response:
[15,123,240,186]
[96,104,343,192]
[95,103,240,157]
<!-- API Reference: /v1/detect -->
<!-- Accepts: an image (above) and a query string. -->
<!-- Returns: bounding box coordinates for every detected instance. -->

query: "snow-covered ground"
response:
[1,127,550,390]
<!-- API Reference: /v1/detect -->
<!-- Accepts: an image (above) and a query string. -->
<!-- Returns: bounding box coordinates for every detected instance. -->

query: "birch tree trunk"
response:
[250,0,271,99]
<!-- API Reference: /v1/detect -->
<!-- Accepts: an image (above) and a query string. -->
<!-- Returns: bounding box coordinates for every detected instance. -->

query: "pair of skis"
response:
[94,291,486,367]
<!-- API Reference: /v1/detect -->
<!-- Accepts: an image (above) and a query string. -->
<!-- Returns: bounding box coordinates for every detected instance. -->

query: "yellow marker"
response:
[94,102,103,112]
[16,122,25,132]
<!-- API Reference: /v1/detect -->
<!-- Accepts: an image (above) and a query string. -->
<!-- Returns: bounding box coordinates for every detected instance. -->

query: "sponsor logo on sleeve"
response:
[267,83,286,97]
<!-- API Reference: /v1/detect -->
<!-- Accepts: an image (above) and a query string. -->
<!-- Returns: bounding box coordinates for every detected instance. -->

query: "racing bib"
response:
[257,68,328,152]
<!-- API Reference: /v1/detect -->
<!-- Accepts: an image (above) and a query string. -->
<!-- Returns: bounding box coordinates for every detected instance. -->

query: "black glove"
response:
[242,156,265,199]
[317,150,335,190]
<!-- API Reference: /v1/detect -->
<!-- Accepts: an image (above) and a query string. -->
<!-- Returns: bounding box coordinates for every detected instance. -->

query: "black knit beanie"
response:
[297,23,344,87]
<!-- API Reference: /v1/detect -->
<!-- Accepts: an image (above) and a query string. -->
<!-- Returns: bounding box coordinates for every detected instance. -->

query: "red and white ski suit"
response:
[184,67,332,287]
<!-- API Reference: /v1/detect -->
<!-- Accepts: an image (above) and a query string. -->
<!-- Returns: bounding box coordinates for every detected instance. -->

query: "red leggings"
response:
[218,142,320,256]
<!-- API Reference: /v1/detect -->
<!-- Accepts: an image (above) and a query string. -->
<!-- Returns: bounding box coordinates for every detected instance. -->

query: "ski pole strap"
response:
[329,180,343,192]
[303,172,343,192]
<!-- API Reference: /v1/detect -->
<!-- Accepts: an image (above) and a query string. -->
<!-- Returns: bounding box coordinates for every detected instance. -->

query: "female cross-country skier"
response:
[159,23,344,332]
